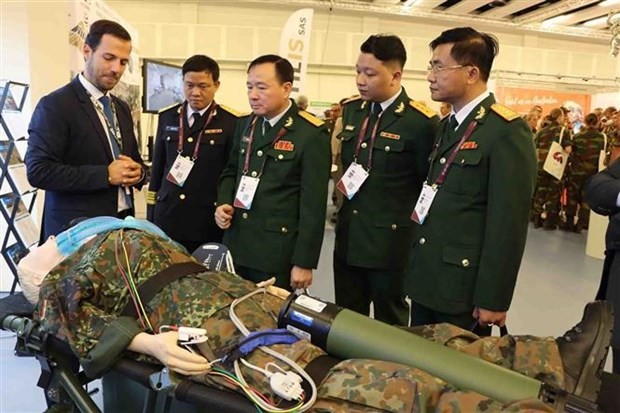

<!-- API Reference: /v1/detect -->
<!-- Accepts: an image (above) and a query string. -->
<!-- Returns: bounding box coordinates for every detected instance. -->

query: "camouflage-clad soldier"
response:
[531,108,573,229]
[32,225,611,412]
[561,113,606,232]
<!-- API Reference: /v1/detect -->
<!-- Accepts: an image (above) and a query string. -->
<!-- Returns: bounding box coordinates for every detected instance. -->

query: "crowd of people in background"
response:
[527,104,617,232]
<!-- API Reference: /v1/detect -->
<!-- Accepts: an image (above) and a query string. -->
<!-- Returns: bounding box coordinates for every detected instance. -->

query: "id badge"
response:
[336,162,369,200]
[411,182,437,224]
[166,154,194,187]
[233,175,260,210]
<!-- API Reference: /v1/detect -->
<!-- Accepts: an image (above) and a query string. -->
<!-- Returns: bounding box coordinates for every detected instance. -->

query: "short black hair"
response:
[248,54,294,84]
[585,113,599,126]
[429,27,498,82]
[360,34,407,68]
[549,108,564,122]
[85,19,131,50]
[182,55,220,81]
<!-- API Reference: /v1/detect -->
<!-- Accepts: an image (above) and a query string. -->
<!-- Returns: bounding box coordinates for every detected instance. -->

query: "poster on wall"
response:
[495,86,591,133]
[68,0,141,135]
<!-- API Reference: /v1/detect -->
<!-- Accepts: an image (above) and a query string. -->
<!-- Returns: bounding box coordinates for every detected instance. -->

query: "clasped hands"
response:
[108,155,143,187]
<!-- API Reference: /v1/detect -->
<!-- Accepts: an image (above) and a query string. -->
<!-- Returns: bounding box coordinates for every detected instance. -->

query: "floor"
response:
[0,208,613,412]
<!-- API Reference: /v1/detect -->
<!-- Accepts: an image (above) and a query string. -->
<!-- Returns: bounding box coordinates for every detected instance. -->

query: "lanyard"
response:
[431,120,477,187]
[353,112,382,170]
[242,116,287,176]
[178,103,218,161]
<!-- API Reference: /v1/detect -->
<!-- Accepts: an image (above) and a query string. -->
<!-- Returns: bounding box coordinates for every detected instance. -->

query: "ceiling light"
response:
[583,16,608,27]
[599,0,620,7]
[542,15,570,26]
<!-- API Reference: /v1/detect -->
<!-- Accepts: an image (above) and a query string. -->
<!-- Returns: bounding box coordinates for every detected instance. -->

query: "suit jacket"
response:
[147,102,239,245]
[407,94,537,314]
[217,101,331,274]
[585,159,620,252]
[335,90,438,269]
[25,76,145,240]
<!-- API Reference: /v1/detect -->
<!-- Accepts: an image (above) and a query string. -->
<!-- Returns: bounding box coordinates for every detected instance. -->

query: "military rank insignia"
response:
[475,106,486,120]
[394,102,405,114]
[274,141,294,151]
[284,116,293,128]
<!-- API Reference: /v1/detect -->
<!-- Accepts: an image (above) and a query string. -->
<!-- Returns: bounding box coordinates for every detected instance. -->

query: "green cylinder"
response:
[327,309,543,404]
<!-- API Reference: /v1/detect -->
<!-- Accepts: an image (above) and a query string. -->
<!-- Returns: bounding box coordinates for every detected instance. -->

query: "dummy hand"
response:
[215,204,235,229]
[128,332,211,376]
[290,266,313,290]
[472,307,507,327]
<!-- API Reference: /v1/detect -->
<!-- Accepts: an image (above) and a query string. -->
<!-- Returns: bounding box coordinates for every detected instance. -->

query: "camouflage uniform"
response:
[531,122,572,227]
[37,230,561,412]
[563,127,606,229]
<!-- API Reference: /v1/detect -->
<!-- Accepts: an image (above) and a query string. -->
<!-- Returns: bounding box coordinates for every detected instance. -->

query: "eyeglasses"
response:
[426,64,470,74]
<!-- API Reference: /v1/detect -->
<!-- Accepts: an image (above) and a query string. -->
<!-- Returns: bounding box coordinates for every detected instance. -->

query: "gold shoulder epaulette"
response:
[491,103,520,122]
[146,190,157,205]
[342,95,361,105]
[219,104,243,118]
[157,103,180,114]
[298,110,324,127]
[409,100,436,119]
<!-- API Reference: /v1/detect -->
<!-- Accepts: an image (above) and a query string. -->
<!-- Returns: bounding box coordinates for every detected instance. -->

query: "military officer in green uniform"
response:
[147,55,240,253]
[406,27,537,333]
[215,55,331,290]
[334,34,437,325]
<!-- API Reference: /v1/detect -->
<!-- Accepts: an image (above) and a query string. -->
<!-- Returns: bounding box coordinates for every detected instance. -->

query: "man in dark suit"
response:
[146,55,240,253]
[215,55,331,290]
[26,19,145,240]
[406,27,537,332]
[585,159,620,374]
[334,34,437,325]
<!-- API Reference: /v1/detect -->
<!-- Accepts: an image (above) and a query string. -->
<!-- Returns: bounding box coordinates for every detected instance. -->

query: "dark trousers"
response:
[235,265,291,291]
[333,253,409,326]
[410,302,491,337]
[598,249,620,372]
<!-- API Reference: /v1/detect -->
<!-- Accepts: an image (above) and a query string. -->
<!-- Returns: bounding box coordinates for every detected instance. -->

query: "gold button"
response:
[281,226,288,233]
[278,154,284,160]
[251,171,258,178]
[257,150,263,157]
[419,237,426,245]
[188,137,194,143]
[213,201,217,206]
[352,209,358,215]
[240,149,246,154]
[179,194,186,200]
[462,259,470,268]
[439,157,446,164]
[242,212,248,219]
[391,224,397,230]
[461,158,465,164]
[385,146,391,152]
[210,140,215,145]
[166,136,170,141]
[361,142,368,149]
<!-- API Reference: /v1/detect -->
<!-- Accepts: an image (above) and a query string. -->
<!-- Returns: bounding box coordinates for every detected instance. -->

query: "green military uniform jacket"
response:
[217,100,331,274]
[407,94,537,315]
[335,90,438,269]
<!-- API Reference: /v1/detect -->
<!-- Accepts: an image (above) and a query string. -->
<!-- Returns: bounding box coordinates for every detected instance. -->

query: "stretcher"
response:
[2,290,620,413]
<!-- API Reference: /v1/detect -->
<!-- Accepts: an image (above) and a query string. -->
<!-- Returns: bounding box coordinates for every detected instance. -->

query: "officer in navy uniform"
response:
[147,55,240,253]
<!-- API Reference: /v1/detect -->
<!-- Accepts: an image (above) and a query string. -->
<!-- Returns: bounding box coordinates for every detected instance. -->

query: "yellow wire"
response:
[120,230,154,332]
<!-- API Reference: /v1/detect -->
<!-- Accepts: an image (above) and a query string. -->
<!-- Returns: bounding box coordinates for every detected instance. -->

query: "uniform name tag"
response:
[166,154,194,187]
[411,182,437,224]
[165,126,180,132]
[336,162,368,200]
[233,175,260,210]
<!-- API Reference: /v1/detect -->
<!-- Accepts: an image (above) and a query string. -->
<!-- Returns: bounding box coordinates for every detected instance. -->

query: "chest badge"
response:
[345,125,355,131]
[274,140,295,151]
[460,141,478,150]
[380,131,401,140]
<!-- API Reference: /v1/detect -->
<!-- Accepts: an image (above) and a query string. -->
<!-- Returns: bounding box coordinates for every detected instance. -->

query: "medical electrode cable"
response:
[228,288,318,411]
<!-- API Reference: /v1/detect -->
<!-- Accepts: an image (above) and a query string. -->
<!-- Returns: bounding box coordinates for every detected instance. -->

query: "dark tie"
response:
[190,112,201,128]
[98,95,121,156]
[366,103,382,140]
[449,115,459,131]
[263,119,272,135]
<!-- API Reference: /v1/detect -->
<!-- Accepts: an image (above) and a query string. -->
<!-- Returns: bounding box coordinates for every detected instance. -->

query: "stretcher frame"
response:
[2,291,619,413]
